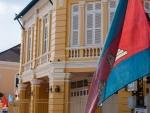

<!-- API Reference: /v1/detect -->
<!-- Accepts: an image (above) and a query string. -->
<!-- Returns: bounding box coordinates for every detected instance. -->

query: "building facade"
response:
[15,0,150,113]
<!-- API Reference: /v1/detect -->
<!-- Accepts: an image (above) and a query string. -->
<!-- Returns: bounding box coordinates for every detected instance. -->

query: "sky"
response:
[0,0,31,52]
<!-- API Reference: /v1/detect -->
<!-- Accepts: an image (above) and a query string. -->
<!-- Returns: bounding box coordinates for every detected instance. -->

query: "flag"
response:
[85,0,150,113]
[1,95,8,108]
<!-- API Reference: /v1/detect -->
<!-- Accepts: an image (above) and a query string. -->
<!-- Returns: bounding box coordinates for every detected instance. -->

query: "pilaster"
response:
[18,83,28,113]
[19,30,25,75]
[30,79,42,113]
[101,0,108,44]
[50,0,67,62]
[79,1,85,47]
[32,13,39,68]
[48,73,71,113]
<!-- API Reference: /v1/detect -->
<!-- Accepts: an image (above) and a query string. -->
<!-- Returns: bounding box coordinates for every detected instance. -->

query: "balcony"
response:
[35,52,51,66]
[22,60,32,72]
[66,46,102,60]
[22,52,51,72]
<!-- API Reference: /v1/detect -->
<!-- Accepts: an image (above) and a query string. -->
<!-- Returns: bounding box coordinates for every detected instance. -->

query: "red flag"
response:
[1,96,8,108]
[85,0,150,113]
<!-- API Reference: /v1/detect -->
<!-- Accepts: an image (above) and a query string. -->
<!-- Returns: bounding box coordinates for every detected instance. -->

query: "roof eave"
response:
[14,0,39,20]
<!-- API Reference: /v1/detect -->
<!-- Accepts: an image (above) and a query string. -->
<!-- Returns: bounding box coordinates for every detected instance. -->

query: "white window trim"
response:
[43,14,49,53]
[27,27,32,61]
[85,2,101,46]
[71,4,80,47]
[144,0,150,13]
[108,0,118,27]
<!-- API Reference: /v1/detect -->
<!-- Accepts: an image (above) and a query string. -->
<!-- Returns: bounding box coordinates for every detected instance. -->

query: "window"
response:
[86,2,101,45]
[109,0,118,26]
[71,80,88,89]
[43,15,49,53]
[27,27,32,61]
[144,0,150,18]
[71,4,79,46]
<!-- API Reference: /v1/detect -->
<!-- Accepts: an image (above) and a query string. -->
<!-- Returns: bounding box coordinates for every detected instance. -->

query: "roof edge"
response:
[14,0,39,20]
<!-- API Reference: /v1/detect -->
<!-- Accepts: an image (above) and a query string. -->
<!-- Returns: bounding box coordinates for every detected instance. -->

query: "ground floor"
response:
[13,72,150,113]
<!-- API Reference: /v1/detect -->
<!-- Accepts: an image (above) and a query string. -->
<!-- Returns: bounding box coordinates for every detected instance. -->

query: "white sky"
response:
[0,0,31,52]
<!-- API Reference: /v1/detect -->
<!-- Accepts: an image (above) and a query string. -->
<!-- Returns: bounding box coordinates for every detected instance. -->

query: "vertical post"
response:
[101,0,108,45]
[18,83,27,113]
[30,79,41,113]
[48,73,71,113]
[79,1,85,57]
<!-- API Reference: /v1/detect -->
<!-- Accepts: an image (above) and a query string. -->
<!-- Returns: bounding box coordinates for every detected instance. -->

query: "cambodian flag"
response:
[85,0,150,113]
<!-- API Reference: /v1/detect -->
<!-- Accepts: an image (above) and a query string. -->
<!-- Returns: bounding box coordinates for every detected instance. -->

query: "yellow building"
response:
[14,0,150,113]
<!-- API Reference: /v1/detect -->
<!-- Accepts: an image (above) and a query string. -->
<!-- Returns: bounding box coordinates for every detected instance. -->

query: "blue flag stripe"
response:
[101,48,150,102]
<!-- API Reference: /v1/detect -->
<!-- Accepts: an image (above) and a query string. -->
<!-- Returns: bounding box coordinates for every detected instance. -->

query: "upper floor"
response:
[16,0,150,75]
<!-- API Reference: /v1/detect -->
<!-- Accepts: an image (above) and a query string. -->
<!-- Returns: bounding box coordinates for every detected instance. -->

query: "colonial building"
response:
[14,0,150,113]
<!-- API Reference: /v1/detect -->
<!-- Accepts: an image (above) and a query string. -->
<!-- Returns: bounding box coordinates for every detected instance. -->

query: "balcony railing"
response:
[35,52,51,66]
[66,46,102,59]
[22,60,32,72]
[22,52,51,72]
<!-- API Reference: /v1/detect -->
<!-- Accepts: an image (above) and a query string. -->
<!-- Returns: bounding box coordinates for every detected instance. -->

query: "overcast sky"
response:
[0,0,31,52]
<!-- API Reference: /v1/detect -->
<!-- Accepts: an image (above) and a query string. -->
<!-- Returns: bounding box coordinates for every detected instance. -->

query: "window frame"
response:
[85,2,101,46]
[108,0,118,27]
[71,4,80,47]
[27,27,33,61]
[42,14,49,54]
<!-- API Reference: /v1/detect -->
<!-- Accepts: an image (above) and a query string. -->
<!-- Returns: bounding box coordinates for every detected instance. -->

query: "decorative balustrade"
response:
[22,52,51,72]
[66,46,102,59]
[35,52,51,66]
[22,60,32,72]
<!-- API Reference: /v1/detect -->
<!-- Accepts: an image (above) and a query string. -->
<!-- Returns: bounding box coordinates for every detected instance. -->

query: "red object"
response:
[1,96,8,108]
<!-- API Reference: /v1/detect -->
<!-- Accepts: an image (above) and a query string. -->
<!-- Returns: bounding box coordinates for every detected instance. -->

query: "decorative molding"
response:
[101,0,108,3]
[21,61,97,82]
[18,84,28,91]
[22,69,34,82]
[66,61,97,68]
[79,1,85,7]
[48,73,71,82]
[30,79,42,85]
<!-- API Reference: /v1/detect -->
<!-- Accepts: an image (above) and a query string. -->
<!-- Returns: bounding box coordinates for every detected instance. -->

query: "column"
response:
[101,0,108,44]
[18,83,28,113]
[64,74,71,113]
[30,79,41,113]
[48,73,70,113]
[79,1,85,57]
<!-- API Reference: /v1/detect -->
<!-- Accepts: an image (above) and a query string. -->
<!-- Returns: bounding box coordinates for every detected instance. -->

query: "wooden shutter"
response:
[86,3,94,45]
[86,2,101,45]
[94,2,101,44]
[109,0,117,25]
[71,5,79,46]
